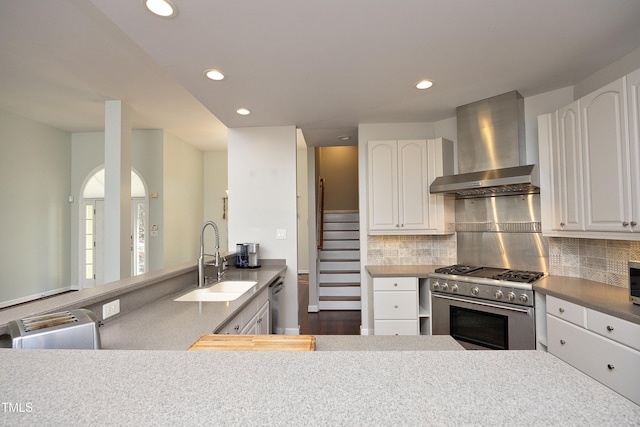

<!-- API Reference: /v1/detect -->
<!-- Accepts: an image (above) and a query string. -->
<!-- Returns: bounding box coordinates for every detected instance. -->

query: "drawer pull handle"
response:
[606,325,614,332]
[560,339,566,345]
[394,305,398,309]
[394,283,398,287]
[607,364,615,370]
[559,308,565,313]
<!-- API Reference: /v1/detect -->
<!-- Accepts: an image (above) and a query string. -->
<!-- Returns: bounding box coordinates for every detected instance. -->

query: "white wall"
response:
[163,132,204,268]
[0,110,71,306]
[228,126,299,334]
[204,151,229,253]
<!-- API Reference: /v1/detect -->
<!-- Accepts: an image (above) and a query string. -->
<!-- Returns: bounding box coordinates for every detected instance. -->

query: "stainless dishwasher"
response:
[268,276,285,334]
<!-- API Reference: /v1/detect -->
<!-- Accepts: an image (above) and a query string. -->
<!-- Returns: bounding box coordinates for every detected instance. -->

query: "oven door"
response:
[432,293,535,350]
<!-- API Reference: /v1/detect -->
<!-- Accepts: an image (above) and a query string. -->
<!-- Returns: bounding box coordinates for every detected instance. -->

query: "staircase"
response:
[318,211,361,310]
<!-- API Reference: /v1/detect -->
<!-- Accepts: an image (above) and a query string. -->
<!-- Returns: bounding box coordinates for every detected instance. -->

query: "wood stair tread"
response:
[319,295,361,301]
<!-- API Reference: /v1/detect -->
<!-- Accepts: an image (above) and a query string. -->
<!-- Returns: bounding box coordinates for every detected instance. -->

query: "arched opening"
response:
[79,167,148,288]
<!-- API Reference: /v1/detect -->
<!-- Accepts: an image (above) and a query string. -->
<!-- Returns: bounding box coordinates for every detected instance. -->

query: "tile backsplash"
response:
[549,237,640,288]
[367,234,457,266]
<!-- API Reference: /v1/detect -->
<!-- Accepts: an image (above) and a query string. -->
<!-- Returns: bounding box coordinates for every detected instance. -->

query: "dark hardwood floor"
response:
[298,274,361,335]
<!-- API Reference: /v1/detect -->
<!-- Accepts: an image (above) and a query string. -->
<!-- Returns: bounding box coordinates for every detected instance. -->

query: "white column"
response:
[103,100,132,283]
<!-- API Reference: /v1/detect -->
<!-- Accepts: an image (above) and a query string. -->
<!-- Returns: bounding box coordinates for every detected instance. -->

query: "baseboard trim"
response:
[284,327,300,335]
[360,327,373,336]
[0,286,73,310]
[307,304,319,313]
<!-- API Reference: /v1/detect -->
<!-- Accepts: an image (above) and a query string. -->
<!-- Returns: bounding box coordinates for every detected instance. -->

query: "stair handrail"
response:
[317,178,325,250]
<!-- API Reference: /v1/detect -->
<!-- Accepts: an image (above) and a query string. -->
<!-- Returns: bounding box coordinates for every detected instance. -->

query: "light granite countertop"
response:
[1,348,638,425]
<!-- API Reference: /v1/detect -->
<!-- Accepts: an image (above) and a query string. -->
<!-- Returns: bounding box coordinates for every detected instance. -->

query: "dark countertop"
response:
[365,264,445,278]
[1,348,638,425]
[366,264,640,326]
[534,275,640,325]
[99,265,285,350]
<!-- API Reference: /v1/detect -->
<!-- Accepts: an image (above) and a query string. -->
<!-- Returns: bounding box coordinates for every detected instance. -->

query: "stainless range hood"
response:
[430,91,539,197]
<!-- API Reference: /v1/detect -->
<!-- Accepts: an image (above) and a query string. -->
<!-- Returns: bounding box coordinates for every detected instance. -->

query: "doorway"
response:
[79,167,148,289]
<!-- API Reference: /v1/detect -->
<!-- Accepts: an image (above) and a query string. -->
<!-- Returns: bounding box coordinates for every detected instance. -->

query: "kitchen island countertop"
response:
[1,347,638,425]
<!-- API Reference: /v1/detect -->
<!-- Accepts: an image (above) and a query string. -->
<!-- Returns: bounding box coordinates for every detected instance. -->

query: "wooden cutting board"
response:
[188,335,316,351]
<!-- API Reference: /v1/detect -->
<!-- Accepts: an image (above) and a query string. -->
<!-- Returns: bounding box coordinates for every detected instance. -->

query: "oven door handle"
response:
[432,293,531,313]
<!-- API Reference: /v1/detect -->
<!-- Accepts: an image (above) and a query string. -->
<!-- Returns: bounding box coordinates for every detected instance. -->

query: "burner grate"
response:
[492,270,544,283]
[434,265,481,275]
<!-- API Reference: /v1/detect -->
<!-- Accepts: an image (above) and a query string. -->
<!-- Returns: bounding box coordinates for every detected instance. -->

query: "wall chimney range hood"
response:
[430,91,539,197]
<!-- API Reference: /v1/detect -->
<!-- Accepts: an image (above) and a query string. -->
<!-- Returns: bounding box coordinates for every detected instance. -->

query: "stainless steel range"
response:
[430,265,544,350]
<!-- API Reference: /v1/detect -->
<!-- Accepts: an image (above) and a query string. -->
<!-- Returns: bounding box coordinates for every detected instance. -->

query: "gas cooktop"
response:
[434,264,544,284]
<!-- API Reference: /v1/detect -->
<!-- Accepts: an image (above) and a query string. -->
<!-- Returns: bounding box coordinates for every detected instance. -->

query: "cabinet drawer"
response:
[373,277,417,291]
[374,291,417,319]
[548,315,640,405]
[547,295,586,327]
[374,320,418,336]
[587,309,640,351]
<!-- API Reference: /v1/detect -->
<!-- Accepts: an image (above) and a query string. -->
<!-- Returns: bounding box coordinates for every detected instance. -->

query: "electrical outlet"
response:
[276,229,287,239]
[102,299,120,319]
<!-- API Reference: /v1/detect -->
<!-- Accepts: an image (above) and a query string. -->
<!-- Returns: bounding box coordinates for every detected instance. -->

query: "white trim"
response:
[360,326,373,336]
[0,286,73,310]
[297,269,309,274]
[307,304,319,313]
[284,327,300,335]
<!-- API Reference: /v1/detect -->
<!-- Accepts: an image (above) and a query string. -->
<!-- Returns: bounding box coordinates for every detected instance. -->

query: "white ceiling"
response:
[2,1,640,151]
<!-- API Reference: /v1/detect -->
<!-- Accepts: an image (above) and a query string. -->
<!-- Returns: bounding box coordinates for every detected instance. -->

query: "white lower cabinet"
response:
[546,295,640,405]
[216,289,270,335]
[373,277,418,335]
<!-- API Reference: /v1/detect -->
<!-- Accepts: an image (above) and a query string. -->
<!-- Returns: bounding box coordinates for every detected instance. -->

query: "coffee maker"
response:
[235,243,260,268]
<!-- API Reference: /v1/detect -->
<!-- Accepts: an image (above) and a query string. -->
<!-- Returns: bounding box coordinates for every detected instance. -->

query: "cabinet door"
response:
[397,140,429,230]
[256,300,270,335]
[627,68,640,230]
[581,77,631,232]
[368,141,399,231]
[538,113,561,234]
[556,101,585,230]
[426,138,454,233]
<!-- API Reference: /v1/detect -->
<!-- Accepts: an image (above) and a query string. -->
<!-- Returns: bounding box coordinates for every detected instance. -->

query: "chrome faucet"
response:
[198,221,221,287]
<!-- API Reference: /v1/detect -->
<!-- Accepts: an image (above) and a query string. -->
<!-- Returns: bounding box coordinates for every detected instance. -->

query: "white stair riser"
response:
[319,261,361,271]
[319,273,360,283]
[323,222,359,231]
[324,230,359,240]
[319,250,360,260]
[319,287,361,297]
[324,212,359,222]
[319,301,362,310]
[322,240,359,250]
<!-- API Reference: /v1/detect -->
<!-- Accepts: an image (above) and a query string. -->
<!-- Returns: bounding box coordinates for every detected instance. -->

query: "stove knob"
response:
[507,292,516,302]
[450,284,458,293]
[432,281,440,290]
[518,294,529,304]
[441,283,449,291]
[470,287,479,296]
[494,290,503,299]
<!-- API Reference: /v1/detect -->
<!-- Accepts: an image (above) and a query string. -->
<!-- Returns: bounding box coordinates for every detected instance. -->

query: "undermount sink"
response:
[173,281,257,302]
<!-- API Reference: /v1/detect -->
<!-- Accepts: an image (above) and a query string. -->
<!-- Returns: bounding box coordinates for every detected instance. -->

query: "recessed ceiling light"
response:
[416,80,434,90]
[236,108,251,115]
[143,0,178,18]
[337,135,351,141]
[204,69,225,81]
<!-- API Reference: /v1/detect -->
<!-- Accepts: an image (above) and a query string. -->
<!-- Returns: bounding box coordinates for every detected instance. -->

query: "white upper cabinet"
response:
[627,68,640,232]
[367,138,453,234]
[539,69,640,239]
[557,101,585,231]
[581,77,631,232]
